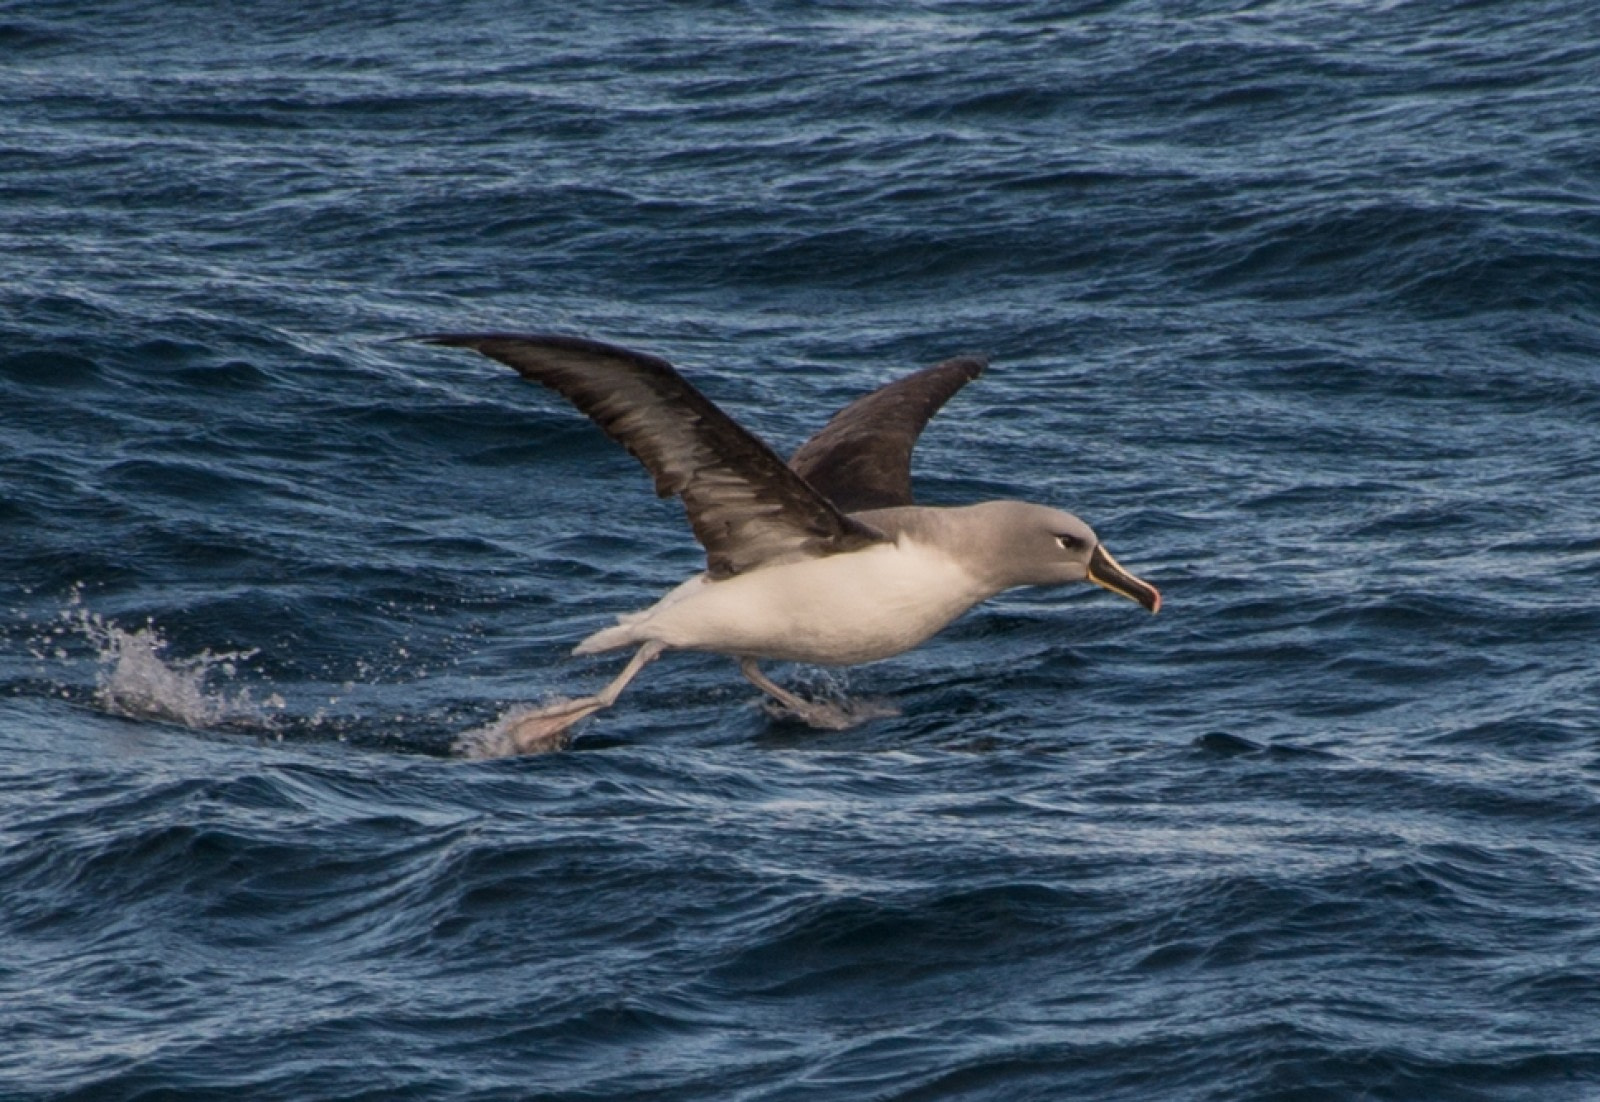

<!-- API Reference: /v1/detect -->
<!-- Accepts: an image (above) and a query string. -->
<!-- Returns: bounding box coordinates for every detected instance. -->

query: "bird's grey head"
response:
[976,501,1161,612]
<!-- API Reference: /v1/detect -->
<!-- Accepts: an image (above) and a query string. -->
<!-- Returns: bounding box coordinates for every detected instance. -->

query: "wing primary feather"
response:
[415,333,883,577]
[788,356,986,513]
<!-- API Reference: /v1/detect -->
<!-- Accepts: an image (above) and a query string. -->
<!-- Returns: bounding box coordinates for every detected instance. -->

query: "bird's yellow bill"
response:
[1087,544,1161,613]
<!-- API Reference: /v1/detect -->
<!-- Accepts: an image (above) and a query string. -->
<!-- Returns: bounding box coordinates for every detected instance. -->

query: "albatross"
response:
[417,333,1160,757]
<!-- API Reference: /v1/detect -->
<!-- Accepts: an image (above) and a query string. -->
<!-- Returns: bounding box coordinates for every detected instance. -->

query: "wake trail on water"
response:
[18,594,573,757]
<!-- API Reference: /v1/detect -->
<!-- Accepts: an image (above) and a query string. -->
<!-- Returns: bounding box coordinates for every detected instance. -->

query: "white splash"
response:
[48,599,282,729]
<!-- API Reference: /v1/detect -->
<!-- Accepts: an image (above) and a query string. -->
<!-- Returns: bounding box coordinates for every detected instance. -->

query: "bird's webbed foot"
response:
[452,696,604,758]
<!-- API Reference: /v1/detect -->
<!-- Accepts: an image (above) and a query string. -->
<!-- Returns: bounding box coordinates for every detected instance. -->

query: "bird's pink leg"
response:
[738,657,864,731]
[454,641,665,758]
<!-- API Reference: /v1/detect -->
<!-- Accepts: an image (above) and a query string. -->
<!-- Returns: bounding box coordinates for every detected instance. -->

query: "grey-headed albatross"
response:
[417,334,1160,757]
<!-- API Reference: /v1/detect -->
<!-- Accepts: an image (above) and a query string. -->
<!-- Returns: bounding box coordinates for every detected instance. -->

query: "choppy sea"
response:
[4,2,1599,1099]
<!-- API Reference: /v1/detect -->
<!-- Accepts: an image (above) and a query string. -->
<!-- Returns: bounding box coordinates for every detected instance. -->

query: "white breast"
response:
[629,540,992,665]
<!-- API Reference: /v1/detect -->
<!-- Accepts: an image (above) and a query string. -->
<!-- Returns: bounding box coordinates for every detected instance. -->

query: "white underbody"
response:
[575,536,997,666]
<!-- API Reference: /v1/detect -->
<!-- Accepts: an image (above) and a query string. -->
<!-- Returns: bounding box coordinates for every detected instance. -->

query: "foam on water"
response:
[48,598,283,730]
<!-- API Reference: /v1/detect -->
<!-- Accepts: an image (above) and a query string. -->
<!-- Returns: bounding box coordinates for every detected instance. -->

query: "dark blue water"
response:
[4,2,1599,1098]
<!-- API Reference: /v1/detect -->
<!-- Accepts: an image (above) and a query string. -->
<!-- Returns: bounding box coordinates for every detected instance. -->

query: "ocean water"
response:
[3,1,1599,1098]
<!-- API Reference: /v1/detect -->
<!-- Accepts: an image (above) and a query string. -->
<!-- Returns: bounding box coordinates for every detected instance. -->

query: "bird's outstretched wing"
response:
[787,356,986,513]
[416,333,884,578]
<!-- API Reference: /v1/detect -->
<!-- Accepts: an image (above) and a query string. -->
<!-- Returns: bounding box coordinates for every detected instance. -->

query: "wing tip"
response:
[945,354,988,379]
[409,331,545,349]
[409,332,476,347]
[407,331,676,363]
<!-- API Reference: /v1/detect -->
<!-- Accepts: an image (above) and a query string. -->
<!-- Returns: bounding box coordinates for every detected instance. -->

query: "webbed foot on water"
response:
[452,642,666,759]
[759,695,900,730]
[738,657,897,731]
[451,697,602,759]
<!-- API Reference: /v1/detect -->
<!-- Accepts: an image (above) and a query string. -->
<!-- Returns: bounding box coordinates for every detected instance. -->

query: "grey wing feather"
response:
[416,333,884,578]
[788,356,986,513]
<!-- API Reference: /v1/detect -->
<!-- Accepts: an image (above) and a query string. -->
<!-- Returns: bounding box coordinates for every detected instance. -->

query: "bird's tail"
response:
[572,618,639,656]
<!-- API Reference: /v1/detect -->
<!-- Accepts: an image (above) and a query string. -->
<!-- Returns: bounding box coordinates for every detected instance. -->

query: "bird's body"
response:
[579,511,992,665]
[415,333,1160,757]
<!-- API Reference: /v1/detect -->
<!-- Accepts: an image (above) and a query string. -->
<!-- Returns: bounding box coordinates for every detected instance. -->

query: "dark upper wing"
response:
[787,356,986,513]
[416,333,883,578]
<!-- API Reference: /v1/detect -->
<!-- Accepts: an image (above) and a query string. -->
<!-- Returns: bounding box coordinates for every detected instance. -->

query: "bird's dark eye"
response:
[1056,534,1087,553]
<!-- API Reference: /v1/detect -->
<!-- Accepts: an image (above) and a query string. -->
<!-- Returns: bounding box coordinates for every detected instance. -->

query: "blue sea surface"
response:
[4,2,1599,1099]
